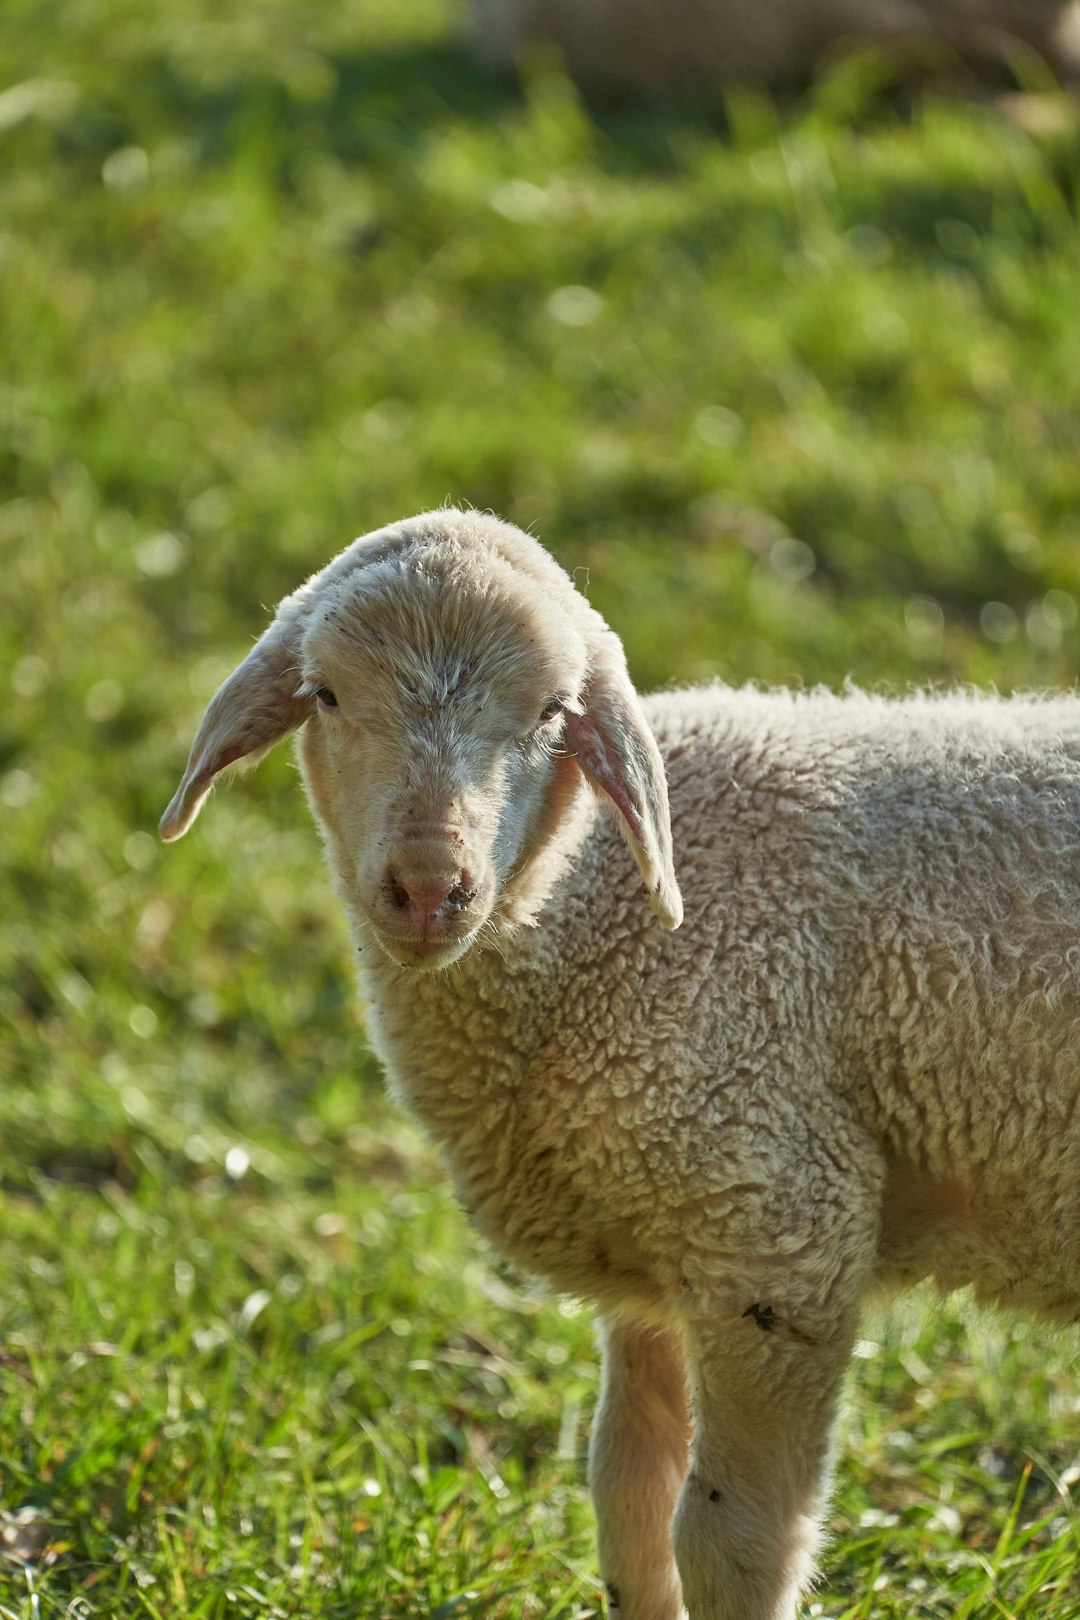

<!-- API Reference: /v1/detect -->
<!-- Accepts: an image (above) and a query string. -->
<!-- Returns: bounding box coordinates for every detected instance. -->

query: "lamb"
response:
[470,0,1080,91]
[161,508,1080,1620]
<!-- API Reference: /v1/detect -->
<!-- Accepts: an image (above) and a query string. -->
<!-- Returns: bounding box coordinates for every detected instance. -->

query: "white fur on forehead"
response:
[400,508,588,601]
[300,519,590,714]
[300,509,589,608]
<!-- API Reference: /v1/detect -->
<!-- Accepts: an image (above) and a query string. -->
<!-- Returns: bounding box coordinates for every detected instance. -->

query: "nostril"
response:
[386,870,477,919]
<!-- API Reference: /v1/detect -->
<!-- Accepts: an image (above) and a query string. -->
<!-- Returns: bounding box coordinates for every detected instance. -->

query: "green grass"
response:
[2,0,1080,1613]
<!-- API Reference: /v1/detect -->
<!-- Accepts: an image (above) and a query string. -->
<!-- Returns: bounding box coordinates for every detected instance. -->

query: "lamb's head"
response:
[160,511,682,970]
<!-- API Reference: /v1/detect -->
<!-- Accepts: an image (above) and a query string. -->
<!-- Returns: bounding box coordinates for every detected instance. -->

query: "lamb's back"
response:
[644,684,1080,1076]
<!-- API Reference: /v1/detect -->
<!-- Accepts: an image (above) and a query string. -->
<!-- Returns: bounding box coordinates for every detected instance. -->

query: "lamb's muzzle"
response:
[373,843,486,969]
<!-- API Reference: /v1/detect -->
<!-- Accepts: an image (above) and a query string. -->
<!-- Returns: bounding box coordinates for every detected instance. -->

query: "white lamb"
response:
[471,0,1080,91]
[162,509,1080,1620]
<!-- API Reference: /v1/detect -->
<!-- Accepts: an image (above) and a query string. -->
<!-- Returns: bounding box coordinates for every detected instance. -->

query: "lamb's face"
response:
[160,512,683,954]
[295,556,590,970]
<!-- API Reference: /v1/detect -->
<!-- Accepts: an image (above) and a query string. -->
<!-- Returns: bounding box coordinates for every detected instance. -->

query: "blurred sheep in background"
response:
[470,0,1080,91]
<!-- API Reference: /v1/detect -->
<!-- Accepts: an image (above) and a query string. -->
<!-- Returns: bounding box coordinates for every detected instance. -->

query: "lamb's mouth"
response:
[372,927,479,972]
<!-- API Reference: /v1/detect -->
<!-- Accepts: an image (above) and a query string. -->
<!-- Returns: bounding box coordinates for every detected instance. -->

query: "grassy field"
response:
[3,0,1080,1614]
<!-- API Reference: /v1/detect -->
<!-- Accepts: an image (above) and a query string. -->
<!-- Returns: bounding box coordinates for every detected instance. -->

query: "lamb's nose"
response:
[388,871,476,920]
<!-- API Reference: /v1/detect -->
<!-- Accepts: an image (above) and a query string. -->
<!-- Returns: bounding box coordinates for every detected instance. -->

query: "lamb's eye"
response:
[538,697,566,724]
[315,686,338,708]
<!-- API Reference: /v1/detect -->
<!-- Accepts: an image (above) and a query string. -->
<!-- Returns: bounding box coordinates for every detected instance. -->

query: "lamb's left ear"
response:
[159,610,312,842]
[565,635,683,929]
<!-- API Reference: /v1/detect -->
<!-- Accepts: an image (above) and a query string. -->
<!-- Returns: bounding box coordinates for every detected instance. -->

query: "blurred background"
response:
[2,1,1080,1616]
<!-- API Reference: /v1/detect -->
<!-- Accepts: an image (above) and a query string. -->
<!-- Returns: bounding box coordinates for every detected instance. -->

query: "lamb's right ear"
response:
[159,614,312,842]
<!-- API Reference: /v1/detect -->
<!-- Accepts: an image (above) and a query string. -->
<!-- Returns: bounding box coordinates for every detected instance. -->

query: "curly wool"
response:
[366,678,1080,1326]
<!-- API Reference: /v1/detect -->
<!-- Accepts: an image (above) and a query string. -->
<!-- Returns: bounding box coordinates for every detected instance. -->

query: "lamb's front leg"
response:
[672,1302,857,1620]
[589,1317,691,1619]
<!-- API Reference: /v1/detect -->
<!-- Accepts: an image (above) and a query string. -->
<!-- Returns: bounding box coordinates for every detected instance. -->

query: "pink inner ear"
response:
[182,737,255,806]
[577,728,648,841]
[567,712,649,843]
[160,740,251,841]
[204,738,256,778]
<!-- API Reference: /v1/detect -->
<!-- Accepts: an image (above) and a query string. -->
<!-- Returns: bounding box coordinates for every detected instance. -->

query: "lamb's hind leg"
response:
[589,1317,691,1619]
